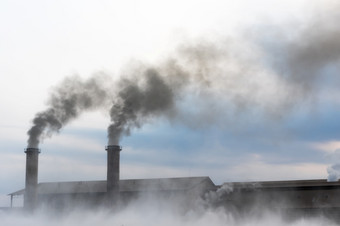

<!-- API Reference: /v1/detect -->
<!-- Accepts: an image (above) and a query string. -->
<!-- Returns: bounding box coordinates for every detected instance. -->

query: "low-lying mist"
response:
[1,203,337,226]
[1,191,339,226]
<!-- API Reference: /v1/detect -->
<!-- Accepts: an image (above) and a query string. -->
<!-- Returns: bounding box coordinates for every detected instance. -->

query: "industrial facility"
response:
[7,145,340,218]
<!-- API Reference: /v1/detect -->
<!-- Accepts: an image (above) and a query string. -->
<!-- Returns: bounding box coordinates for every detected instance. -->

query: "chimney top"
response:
[24,148,41,153]
[105,145,122,151]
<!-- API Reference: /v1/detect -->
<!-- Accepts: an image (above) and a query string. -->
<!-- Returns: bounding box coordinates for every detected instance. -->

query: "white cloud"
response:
[311,140,340,153]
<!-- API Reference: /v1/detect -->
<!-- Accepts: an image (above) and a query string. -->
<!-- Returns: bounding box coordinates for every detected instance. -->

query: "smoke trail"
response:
[107,68,175,145]
[106,1,340,143]
[257,1,340,92]
[28,1,340,150]
[105,38,279,143]
[27,74,111,148]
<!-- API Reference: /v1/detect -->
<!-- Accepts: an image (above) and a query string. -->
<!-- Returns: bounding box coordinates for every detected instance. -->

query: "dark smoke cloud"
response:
[27,74,112,148]
[257,2,340,93]
[28,2,340,148]
[108,68,175,145]
[106,2,340,143]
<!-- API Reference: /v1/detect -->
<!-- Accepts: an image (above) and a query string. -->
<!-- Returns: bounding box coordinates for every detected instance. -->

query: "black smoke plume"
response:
[107,68,175,145]
[27,2,340,149]
[27,74,111,148]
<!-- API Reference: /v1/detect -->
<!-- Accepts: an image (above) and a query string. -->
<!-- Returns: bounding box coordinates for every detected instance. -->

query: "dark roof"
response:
[221,179,340,190]
[9,177,215,196]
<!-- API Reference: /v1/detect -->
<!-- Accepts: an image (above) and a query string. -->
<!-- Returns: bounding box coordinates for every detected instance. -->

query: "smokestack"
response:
[24,148,40,210]
[106,145,121,205]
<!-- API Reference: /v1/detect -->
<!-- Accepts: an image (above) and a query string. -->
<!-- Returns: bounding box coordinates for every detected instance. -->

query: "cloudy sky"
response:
[1,0,340,206]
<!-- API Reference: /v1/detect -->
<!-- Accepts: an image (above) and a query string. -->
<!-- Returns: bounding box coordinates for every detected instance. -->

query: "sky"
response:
[1,0,340,207]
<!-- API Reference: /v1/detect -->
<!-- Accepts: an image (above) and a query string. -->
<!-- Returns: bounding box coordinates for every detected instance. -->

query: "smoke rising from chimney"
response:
[107,68,175,145]
[27,74,112,148]
[27,2,340,149]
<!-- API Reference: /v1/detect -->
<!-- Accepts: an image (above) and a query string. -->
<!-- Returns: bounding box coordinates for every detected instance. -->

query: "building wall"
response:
[216,185,340,215]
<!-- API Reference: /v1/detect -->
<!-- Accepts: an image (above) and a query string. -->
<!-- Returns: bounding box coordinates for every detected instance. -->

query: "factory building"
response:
[7,145,340,217]
[9,177,215,210]
[9,145,216,210]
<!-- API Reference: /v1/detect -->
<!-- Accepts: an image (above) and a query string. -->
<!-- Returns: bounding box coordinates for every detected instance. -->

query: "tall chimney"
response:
[106,145,122,204]
[24,148,40,210]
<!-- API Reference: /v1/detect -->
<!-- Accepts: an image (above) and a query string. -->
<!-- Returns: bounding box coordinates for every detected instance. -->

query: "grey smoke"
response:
[107,68,175,145]
[27,74,111,148]
[257,2,340,93]
[105,1,340,153]
[327,164,340,182]
[327,149,340,182]
[204,183,234,207]
[27,2,340,150]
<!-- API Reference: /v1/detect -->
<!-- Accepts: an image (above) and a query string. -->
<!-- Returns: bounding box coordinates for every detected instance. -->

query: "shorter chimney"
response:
[106,145,121,204]
[24,148,40,210]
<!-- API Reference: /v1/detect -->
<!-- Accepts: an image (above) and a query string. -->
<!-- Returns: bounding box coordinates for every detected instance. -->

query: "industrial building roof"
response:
[220,179,340,191]
[9,176,215,196]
